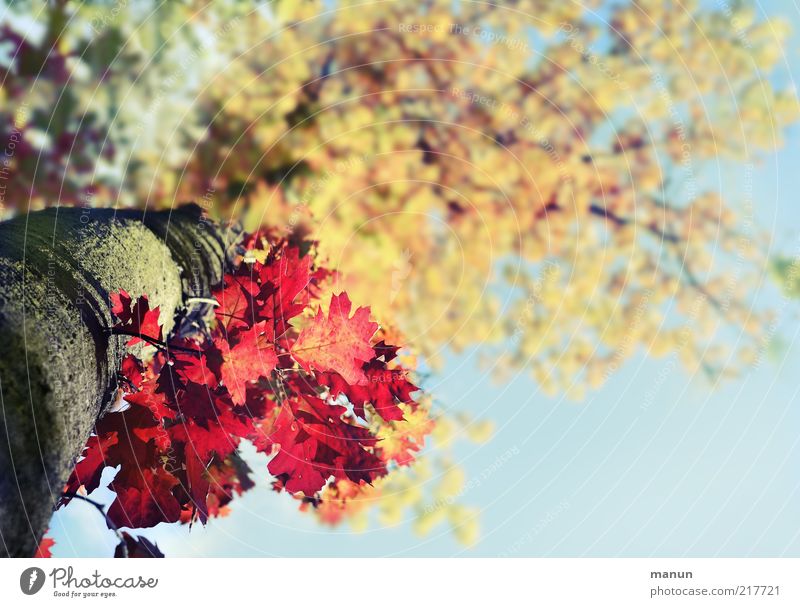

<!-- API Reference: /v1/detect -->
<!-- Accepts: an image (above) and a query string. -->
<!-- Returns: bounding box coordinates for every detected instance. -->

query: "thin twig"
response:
[109,328,204,354]
[60,492,128,558]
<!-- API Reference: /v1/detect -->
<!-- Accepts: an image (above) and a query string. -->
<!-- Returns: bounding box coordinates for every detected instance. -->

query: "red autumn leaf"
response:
[108,467,181,528]
[174,353,220,388]
[291,293,377,385]
[64,398,166,503]
[269,435,329,496]
[119,355,144,390]
[214,274,258,333]
[110,289,162,345]
[316,355,418,421]
[35,535,55,558]
[256,381,385,496]
[256,246,311,334]
[105,408,163,479]
[64,432,120,497]
[172,381,220,422]
[167,397,251,463]
[124,383,175,426]
[155,348,222,398]
[182,443,211,524]
[216,321,278,405]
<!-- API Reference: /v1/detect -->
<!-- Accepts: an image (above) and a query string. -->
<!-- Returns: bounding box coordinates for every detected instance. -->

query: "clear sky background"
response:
[49,0,800,557]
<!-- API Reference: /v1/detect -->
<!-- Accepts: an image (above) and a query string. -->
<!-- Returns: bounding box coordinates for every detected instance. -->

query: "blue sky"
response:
[48,0,800,557]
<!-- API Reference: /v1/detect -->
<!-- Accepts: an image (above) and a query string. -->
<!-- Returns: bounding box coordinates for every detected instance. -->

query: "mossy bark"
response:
[0,204,226,557]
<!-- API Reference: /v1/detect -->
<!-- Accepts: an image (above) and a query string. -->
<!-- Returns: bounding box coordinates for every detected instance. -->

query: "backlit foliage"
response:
[2,0,796,547]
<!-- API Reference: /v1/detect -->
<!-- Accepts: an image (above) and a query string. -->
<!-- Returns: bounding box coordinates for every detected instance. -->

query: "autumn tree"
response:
[1,0,797,555]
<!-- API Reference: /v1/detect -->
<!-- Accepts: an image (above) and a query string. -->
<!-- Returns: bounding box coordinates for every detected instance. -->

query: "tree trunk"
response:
[0,204,227,557]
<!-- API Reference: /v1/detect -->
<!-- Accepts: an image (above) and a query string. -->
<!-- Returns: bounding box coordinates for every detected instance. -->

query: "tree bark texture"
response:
[0,204,226,557]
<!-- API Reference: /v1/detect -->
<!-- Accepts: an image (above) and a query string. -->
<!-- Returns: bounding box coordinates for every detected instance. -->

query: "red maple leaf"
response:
[35,535,55,558]
[119,355,144,390]
[64,395,167,500]
[316,342,418,421]
[124,384,175,426]
[216,321,278,405]
[110,289,162,345]
[256,246,311,335]
[172,352,220,389]
[64,432,120,497]
[291,293,377,385]
[108,467,181,528]
[214,274,258,333]
[254,378,385,495]
[167,389,252,463]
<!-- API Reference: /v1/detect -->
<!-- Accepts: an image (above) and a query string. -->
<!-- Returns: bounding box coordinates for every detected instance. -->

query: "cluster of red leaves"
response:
[60,238,423,534]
